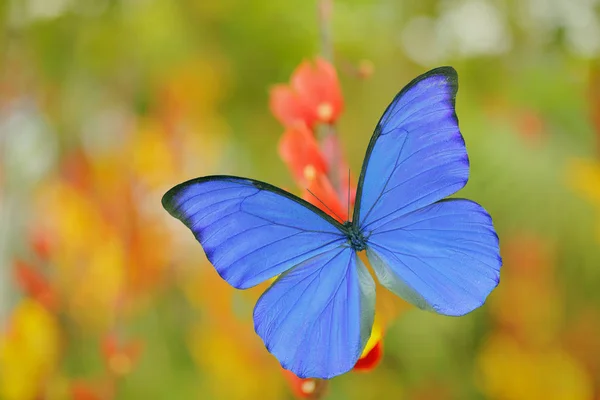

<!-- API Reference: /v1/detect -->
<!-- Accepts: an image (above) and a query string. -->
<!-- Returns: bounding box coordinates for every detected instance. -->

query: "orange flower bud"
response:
[270,58,343,128]
[278,123,328,186]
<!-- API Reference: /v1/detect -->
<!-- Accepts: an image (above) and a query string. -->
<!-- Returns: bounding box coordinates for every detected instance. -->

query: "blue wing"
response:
[162,176,347,289]
[254,247,375,379]
[354,67,468,231]
[353,67,501,316]
[366,199,500,316]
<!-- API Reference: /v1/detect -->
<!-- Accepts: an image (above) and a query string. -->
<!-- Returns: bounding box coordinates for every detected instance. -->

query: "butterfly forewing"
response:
[353,67,468,230]
[162,176,347,289]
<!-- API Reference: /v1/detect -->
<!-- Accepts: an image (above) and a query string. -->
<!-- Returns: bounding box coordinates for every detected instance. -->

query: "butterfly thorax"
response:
[343,221,367,251]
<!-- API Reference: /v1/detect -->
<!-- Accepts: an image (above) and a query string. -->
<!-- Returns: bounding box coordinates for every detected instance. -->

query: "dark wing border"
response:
[162,174,348,234]
[351,66,459,227]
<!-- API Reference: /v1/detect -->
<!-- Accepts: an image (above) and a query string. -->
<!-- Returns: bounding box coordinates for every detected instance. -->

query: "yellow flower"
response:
[130,118,176,189]
[33,181,124,330]
[567,158,600,204]
[360,315,382,359]
[0,300,60,400]
[68,237,125,329]
[188,324,284,400]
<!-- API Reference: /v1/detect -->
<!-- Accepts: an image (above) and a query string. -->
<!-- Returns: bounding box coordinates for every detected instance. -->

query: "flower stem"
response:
[317,0,344,206]
[309,379,329,399]
[317,0,334,62]
[320,126,343,203]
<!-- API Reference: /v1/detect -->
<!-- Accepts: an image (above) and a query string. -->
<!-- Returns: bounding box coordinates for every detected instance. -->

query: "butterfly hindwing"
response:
[366,199,501,316]
[162,176,347,289]
[254,247,375,379]
[355,67,501,316]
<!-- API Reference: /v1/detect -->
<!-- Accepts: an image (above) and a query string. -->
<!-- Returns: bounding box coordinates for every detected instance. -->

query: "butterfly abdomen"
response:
[343,221,368,251]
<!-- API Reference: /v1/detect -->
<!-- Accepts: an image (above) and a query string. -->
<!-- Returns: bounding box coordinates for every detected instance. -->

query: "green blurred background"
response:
[2,0,600,399]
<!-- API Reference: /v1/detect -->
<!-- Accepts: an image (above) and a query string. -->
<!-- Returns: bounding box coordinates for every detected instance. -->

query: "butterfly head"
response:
[343,221,367,251]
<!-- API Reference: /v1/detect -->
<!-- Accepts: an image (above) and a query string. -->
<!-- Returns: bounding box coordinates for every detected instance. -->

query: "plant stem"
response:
[317,0,344,205]
[317,0,334,62]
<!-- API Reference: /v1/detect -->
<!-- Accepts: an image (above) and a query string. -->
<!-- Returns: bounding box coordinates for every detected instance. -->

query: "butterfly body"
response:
[341,221,368,251]
[163,67,501,379]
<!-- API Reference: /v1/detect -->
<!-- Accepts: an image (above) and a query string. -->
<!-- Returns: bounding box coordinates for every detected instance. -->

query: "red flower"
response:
[13,260,58,311]
[282,369,327,399]
[353,317,383,372]
[29,229,53,261]
[60,149,93,193]
[70,382,103,400]
[353,341,383,371]
[101,334,143,376]
[270,58,343,128]
[278,123,328,185]
[516,109,545,147]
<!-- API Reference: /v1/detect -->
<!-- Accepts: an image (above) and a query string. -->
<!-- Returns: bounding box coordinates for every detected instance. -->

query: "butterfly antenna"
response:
[347,169,351,221]
[306,188,345,223]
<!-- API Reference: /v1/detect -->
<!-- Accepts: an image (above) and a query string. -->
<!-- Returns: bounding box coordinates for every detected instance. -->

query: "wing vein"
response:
[173,186,258,214]
[359,131,409,225]
[266,248,347,342]
[381,91,451,132]
[290,250,351,362]
[363,179,466,231]
[249,238,346,282]
[242,209,344,236]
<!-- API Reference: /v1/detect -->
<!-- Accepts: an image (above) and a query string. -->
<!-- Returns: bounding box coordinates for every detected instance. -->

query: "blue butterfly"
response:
[162,67,501,379]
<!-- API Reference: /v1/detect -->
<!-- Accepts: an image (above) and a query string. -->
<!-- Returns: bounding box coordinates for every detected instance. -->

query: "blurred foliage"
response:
[2,0,600,399]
